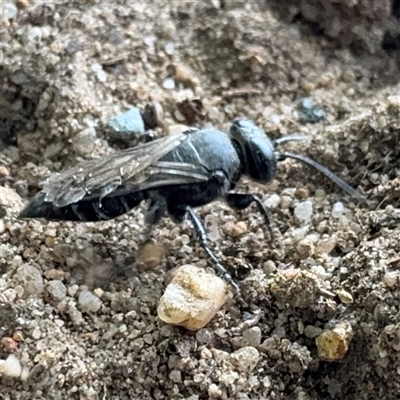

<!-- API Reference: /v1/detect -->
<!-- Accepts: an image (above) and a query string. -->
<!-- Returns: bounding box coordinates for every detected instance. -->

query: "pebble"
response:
[294,201,313,222]
[228,346,260,373]
[47,280,67,301]
[304,325,323,338]
[296,239,315,259]
[336,289,354,304]
[295,188,309,199]
[72,127,96,155]
[316,320,353,361]
[44,269,65,280]
[0,354,28,381]
[78,290,102,313]
[141,102,164,130]
[242,327,262,347]
[264,194,281,208]
[15,264,44,295]
[226,221,247,238]
[297,97,327,124]
[162,78,175,90]
[0,218,6,234]
[0,1,18,20]
[137,243,165,269]
[157,265,228,331]
[316,235,338,254]
[196,328,214,344]
[0,187,25,216]
[383,270,400,288]
[331,202,345,219]
[108,108,145,141]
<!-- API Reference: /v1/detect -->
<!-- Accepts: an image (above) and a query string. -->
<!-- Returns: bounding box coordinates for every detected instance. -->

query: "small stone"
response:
[162,78,175,90]
[304,325,323,338]
[336,289,354,304]
[174,63,199,87]
[296,239,315,259]
[316,235,338,255]
[78,290,102,313]
[157,265,228,331]
[316,320,353,361]
[226,221,247,238]
[297,97,326,124]
[12,331,24,342]
[15,264,44,295]
[169,369,182,383]
[280,195,292,209]
[0,1,18,20]
[73,127,96,155]
[228,346,260,373]
[141,102,163,130]
[0,165,10,177]
[264,194,281,208]
[0,219,5,235]
[295,188,309,199]
[242,327,262,347]
[137,243,165,269]
[0,187,24,216]
[383,270,400,288]
[294,201,313,222]
[208,383,222,398]
[68,284,79,297]
[331,202,345,219]
[196,328,214,344]
[47,280,67,301]
[31,327,41,340]
[108,108,145,141]
[0,355,22,378]
[1,337,17,352]
[44,269,65,280]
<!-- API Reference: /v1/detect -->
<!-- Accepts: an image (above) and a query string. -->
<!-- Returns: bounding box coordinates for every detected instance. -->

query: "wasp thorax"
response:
[229,119,277,183]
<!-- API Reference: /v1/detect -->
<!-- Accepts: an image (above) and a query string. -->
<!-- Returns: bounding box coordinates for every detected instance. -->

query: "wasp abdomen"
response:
[19,191,144,222]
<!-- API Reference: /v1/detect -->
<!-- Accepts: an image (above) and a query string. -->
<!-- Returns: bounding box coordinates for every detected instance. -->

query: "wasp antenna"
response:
[278,151,371,205]
[273,135,310,148]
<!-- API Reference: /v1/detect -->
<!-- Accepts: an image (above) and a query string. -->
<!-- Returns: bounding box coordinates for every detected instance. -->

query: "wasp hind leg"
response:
[179,206,240,292]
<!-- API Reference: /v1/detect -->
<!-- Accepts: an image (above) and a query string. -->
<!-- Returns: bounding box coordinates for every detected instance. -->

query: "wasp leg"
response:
[225,193,276,241]
[184,206,240,292]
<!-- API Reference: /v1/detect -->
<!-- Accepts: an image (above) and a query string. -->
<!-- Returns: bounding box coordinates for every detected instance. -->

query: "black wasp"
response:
[19,119,368,290]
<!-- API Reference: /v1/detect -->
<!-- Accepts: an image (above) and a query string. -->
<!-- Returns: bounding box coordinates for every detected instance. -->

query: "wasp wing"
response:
[40,132,192,207]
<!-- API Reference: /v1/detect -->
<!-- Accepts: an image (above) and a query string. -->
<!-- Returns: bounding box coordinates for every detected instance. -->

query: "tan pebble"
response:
[319,72,335,87]
[228,346,260,373]
[93,288,104,298]
[316,320,353,361]
[388,95,400,109]
[336,289,353,304]
[22,247,37,259]
[157,264,228,331]
[12,331,24,342]
[45,236,56,247]
[316,235,338,255]
[16,0,32,9]
[226,221,247,238]
[383,270,399,288]
[44,269,65,280]
[302,82,315,92]
[137,243,165,269]
[0,165,10,177]
[174,63,198,87]
[295,188,309,199]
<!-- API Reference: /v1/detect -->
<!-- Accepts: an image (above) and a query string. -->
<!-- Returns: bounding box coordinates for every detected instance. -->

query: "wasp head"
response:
[229,118,277,183]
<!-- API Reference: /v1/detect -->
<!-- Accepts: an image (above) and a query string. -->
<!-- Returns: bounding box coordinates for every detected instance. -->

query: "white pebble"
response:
[294,201,313,222]
[163,78,175,89]
[331,202,345,219]
[47,280,67,301]
[78,290,102,313]
[264,194,281,208]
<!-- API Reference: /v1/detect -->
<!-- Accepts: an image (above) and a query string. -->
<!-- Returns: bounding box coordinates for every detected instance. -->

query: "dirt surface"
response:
[1,1,400,399]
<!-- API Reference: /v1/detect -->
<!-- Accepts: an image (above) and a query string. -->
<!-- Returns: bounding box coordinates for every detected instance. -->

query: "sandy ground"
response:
[1,1,400,399]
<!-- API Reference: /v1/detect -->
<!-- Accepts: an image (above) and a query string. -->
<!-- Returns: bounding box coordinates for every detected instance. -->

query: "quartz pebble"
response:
[73,127,96,155]
[331,202,345,219]
[316,320,353,361]
[0,354,29,381]
[228,346,260,373]
[157,265,228,331]
[242,327,262,347]
[78,290,102,313]
[294,201,313,222]
[264,194,281,208]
